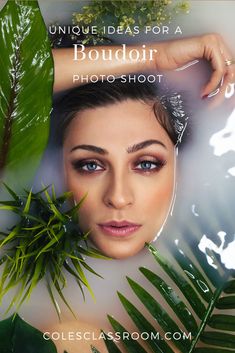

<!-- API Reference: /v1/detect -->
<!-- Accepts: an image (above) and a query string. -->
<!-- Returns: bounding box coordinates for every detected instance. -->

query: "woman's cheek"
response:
[67,173,89,199]
[142,175,174,212]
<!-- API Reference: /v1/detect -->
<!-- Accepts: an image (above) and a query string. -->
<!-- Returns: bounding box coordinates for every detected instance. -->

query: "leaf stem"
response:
[189,273,230,352]
[0,43,19,173]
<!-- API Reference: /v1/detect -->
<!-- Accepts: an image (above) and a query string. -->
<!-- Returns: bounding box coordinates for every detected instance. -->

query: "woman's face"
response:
[63,99,175,259]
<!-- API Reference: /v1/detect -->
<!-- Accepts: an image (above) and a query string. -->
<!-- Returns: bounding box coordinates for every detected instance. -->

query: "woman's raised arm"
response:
[53,33,235,100]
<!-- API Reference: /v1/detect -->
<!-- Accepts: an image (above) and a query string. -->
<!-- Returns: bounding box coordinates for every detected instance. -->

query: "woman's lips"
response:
[97,221,142,237]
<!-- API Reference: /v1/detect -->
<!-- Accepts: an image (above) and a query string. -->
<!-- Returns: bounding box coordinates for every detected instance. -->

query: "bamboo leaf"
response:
[77,245,110,260]
[0,0,53,189]
[2,182,20,201]
[0,262,23,300]
[0,205,18,211]
[71,258,95,300]
[26,255,44,299]
[47,281,61,321]
[18,212,47,225]
[63,261,83,283]
[140,267,198,335]
[51,185,57,202]
[23,190,32,213]
[80,261,104,279]
[50,257,67,289]
[66,193,87,219]
[56,191,73,205]
[14,281,38,314]
[1,274,25,313]
[9,276,30,312]
[62,252,85,262]
[75,278,86,302]
[36,229,64,259]
[0,183,102,318]
[53,278,76,319]
[0,224,20,248]
[50,203,67,222]
[0,200,20,206]
[0,255,7,265]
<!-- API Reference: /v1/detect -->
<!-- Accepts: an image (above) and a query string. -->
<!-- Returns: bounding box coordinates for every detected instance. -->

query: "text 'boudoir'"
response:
[73,44,157,61]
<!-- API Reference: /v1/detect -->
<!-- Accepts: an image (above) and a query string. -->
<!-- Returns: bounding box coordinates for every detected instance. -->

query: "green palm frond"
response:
[98,242,235,353]
[0,184,108,320]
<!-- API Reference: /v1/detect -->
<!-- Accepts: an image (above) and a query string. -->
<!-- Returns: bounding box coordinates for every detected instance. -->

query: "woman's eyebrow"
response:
[127,139,166,153]
[70,144,108,154]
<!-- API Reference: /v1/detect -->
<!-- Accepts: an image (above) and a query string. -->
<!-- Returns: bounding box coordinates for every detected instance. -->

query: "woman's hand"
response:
[151,33,235,101]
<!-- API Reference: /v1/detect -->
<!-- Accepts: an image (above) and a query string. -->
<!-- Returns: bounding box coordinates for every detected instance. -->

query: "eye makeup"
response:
[70,154,167,176]
[71,158,105,174]
[133,156,167,173]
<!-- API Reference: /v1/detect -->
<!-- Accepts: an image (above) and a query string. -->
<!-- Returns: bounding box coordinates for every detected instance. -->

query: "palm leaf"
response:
[91,346,103,353]
[0,314,57,353]
[108,315,147,353]
[117,292,174,353]
[100,242,235,352]
[0,0,53,190]
[102,331,123,353]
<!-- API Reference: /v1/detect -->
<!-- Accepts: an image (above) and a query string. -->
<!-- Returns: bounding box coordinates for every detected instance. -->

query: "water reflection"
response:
[210,108,235,158]
[199,231,235,270]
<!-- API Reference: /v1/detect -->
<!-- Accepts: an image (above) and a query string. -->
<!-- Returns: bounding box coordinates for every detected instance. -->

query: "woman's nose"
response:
[103,173,134,209]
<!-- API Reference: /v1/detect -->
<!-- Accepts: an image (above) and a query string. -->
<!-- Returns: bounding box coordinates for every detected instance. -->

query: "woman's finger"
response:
[202,35,235,104]
[200,35,227,98]
[218,36,235,81]
[207,71,235,108]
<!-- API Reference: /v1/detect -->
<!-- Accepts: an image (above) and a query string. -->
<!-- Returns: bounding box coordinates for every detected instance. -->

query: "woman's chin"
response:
[91,239,147,260]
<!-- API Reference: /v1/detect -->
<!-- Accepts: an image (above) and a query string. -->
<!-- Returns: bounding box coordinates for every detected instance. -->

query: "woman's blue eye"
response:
[85,162,99,171]
[72,160,103,172]
[139,161,154,170]
[135,159,166,172]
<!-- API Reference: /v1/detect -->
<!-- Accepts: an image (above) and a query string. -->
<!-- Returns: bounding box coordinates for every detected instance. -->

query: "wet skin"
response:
[63,99,175,259]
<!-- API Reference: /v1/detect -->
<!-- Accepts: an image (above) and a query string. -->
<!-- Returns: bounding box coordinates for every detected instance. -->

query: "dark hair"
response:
[54,78,188,146]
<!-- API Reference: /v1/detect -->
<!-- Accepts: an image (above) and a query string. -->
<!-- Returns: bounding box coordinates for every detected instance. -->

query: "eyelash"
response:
[134,159,166,172]
[72,159,105,173]
[71,158,166,174]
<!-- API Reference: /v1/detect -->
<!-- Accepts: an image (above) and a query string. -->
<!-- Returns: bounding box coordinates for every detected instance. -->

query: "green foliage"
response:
[91,346,103,353]
[0,314,57,353]
[73,0,190,44]
[0,184,108,319]
[0,0,53,190]
[100,243,235,353]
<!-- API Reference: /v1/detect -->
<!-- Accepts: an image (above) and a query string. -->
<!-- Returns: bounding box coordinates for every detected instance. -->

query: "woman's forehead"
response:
[63,99,174,151]
[67,99,158,133]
